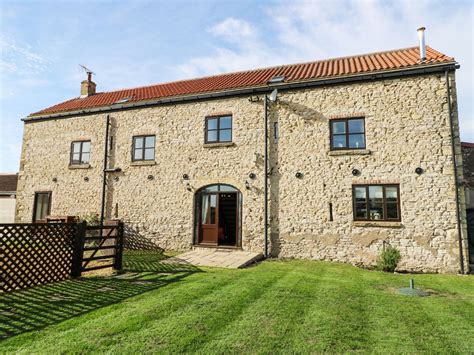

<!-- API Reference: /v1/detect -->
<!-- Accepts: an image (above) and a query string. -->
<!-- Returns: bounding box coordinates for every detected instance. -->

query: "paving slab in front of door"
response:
[163,248,263,269]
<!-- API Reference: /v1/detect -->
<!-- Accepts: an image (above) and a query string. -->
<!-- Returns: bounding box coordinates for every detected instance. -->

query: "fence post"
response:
[72,221,86,278]
[114,221,124,271]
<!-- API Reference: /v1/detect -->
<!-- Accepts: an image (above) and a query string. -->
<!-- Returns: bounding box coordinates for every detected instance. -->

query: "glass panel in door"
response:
[200,194,218,245]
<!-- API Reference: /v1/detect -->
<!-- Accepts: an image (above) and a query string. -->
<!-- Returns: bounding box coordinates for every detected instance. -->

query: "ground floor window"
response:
[33,192,52,222]
[353,184,400,221]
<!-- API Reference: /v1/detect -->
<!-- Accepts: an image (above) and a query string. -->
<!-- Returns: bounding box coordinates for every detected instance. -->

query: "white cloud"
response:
[0,35,51,104]
[184,17,282,77]
[174,47,278,79]
[0,36,49,76]
[173,17,287,79]
[208,17,256,43]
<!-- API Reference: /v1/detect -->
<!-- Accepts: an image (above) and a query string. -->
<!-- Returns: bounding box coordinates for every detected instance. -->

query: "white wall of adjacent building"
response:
[0,195,16,223]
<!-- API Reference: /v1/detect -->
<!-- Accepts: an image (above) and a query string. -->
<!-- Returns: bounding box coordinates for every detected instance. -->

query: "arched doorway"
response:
[194,184,242,247]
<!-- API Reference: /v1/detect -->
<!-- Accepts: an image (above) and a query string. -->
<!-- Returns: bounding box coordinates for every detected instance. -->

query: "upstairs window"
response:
[205,115,232,143]
[132,135,155,161]
[70,141,91,165]
[353,184,400,221]
[330,118,365,150]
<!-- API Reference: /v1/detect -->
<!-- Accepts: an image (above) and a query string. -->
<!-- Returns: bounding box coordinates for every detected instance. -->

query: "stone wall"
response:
[16,72,467,273]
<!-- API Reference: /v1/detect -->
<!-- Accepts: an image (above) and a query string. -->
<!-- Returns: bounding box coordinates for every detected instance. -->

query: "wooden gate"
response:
[72,222,124,277]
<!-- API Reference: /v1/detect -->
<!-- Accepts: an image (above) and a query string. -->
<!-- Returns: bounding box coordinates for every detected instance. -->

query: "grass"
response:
[1,252,473,353]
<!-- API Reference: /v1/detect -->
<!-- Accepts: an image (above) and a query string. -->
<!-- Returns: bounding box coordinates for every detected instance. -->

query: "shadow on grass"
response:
[0,251,201,339]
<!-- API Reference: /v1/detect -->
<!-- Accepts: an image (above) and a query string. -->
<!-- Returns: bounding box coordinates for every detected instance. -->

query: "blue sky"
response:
[1,0,473,172]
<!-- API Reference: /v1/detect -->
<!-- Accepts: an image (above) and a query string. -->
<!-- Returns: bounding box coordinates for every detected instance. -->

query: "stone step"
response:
[166,248,264,268]
[237,253,264,269]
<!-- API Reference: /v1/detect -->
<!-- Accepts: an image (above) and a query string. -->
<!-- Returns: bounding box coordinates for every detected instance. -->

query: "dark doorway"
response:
[467,209,474,265]
[218,193,237,246]
[195,184,241,248]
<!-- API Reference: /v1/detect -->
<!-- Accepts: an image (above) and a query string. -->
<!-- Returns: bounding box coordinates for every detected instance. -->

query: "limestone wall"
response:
[16,73,465,273]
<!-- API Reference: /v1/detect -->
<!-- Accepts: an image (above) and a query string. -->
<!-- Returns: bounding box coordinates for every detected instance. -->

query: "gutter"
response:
[23,62,459,122]
[445,70,465,274]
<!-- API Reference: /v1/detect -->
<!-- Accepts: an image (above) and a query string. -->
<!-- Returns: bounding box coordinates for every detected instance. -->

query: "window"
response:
[330,118,365,150]
[33,192,51,222]
[205,115,232,143]
[132,135,155,161]
[353,185,400,221]
[70,141,91,165]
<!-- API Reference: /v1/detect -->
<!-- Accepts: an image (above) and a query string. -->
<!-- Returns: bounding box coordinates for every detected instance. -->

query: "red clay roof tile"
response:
[30,46,454,117]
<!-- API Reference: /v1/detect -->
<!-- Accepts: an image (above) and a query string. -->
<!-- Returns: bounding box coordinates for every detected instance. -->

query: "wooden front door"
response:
[199,193,219,245]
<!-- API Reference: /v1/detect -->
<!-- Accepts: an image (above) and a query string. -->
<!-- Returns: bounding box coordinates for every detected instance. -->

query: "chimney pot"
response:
[417,26,426,61]
[80,73,96,98]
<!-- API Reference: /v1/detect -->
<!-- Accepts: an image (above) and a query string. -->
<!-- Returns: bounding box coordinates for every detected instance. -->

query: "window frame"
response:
[352,184,401,222]
[330,117,366,150]
[204,115,233,144]
[132,135,156,162]
[32,191,52,222]
[70,140,91,165]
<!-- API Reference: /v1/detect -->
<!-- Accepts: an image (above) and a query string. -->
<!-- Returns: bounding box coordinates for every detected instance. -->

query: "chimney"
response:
[417,26,426,61]
[80,72,96,98]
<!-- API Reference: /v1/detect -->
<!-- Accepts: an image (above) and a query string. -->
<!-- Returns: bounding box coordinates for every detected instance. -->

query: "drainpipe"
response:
[445,70,465,274]
[264,95,269,258]
[100,114,110,225]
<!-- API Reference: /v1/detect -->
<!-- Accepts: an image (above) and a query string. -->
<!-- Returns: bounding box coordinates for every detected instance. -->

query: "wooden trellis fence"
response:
[0,221,124,292]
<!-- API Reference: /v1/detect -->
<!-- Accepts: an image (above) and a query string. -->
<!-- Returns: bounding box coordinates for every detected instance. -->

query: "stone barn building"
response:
[15,40,470,273]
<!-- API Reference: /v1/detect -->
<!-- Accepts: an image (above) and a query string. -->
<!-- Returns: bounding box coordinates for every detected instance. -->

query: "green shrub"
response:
[376,246,401,272]
[82,212,100,226]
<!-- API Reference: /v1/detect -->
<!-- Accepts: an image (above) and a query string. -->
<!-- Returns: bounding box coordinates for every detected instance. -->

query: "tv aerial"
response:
[79,64,95,77]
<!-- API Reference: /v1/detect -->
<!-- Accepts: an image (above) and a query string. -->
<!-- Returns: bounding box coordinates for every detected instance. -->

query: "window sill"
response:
[329,149,371,156]
[203,142,235,148]
[353,221,402,228]
[68,164,91,170]
[130,160,156,167]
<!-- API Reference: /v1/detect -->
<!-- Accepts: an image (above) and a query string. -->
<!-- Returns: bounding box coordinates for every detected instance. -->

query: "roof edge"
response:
[24,61,458,122]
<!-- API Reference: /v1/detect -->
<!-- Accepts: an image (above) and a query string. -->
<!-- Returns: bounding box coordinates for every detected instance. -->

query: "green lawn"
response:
[1,252,473,353]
